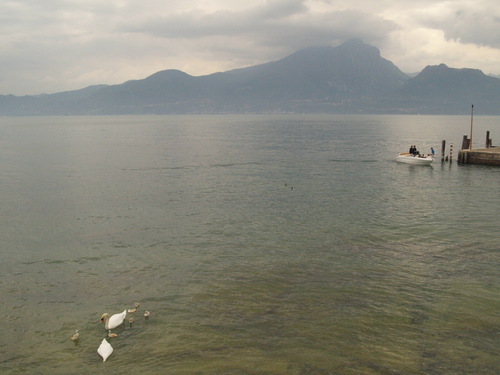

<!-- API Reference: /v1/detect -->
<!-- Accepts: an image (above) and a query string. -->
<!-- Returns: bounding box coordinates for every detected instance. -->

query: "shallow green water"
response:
[0,114,498,374]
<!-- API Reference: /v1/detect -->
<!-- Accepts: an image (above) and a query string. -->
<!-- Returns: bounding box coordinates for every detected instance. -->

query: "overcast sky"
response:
[1,0,499,95]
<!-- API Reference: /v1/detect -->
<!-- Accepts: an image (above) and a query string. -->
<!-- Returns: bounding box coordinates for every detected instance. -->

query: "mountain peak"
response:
[145,69,193,81]
[283,39,381,63]
[396,62,500,113]
[419,64,487,80]
[336,38,381,57]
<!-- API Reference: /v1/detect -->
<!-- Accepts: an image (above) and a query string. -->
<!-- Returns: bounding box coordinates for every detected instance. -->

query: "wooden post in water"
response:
[462,134,469,150]
[450,144,453,163]
[486,131,492,148]
[441,140,446,162]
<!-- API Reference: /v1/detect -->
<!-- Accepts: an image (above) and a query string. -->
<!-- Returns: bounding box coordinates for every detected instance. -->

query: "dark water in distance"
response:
[0,114,498,374]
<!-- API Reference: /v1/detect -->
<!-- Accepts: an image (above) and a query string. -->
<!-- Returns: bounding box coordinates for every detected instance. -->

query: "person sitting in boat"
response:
[409,145,415,155]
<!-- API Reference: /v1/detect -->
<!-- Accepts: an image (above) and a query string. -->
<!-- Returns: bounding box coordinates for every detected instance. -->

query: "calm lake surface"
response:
[0,114,498,374]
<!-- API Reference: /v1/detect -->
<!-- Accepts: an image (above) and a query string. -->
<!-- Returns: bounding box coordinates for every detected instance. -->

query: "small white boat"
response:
[396,152,434,165]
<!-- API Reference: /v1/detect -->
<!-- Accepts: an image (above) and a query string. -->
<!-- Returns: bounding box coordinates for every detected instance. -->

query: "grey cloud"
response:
[445,12,500,47]
[252,0,308,19]
[123,0,308,38]
[123,2,397,50]
[418,4,500,48]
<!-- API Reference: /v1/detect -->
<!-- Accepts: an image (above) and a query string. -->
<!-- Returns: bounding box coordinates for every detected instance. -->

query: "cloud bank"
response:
[1,0,499,95]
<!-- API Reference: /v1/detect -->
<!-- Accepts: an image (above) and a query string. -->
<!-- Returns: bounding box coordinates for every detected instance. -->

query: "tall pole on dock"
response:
[469,104,474,150]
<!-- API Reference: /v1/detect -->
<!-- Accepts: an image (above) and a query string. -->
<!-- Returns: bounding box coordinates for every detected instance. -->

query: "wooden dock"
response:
[457,130,500,166]
[458,147,500,166]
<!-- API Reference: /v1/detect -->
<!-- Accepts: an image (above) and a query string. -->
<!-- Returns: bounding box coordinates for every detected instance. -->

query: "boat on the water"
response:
[396,152,434,165]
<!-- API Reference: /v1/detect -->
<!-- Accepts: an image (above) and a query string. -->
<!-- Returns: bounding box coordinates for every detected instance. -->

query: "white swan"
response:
[97,338,113,362]
[70,330,79,341]
[101,310,127,330]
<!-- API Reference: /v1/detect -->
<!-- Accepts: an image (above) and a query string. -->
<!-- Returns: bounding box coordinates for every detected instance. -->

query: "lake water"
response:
[0,114,498,374]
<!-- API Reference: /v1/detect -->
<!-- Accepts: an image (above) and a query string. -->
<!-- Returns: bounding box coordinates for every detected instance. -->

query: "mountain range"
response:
[1,39,500,115]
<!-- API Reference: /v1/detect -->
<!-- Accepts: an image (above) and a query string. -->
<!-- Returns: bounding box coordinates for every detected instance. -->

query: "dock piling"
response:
[462,134,469,150]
